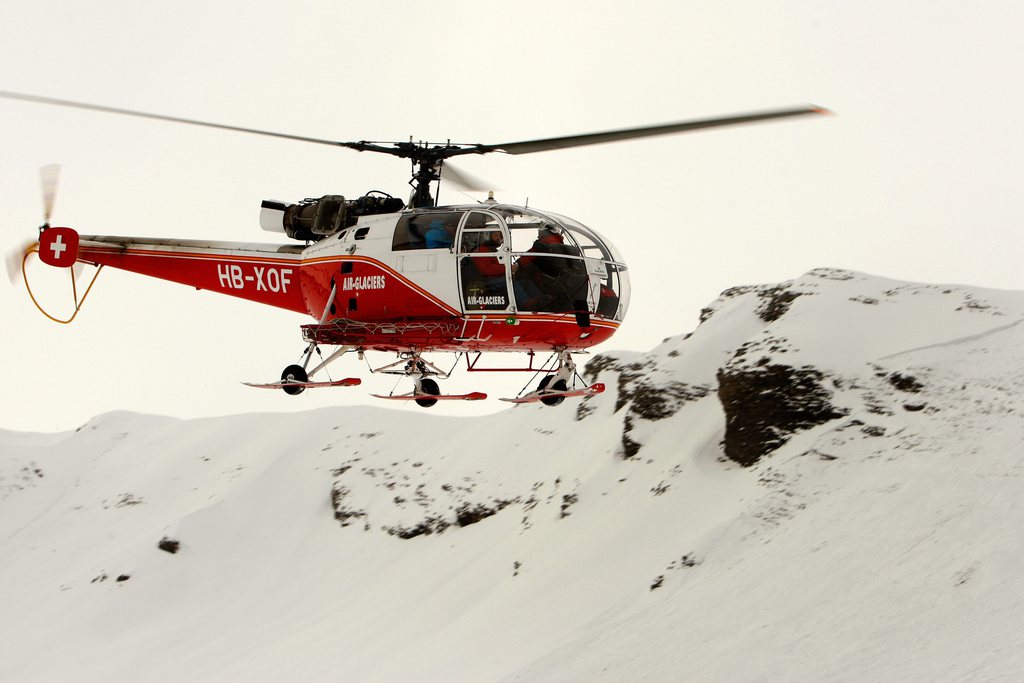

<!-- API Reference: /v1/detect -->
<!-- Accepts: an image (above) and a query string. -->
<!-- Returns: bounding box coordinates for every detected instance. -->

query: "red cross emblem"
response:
[38,227,79,268]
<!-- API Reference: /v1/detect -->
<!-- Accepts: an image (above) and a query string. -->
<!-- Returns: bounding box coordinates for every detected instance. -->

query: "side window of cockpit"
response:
[458,212,504,252]
[392,213,462,251]
[459,212,510,311]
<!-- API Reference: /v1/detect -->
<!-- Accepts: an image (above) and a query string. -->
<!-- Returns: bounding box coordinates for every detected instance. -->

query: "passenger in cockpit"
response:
[474,231,507,292]
[425,219,453,249]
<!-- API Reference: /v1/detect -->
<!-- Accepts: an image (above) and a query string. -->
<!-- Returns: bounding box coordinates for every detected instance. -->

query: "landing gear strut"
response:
[258,282,360,395]
[537,350,575,406]
[499,350,604,406]
[372,354,450,408]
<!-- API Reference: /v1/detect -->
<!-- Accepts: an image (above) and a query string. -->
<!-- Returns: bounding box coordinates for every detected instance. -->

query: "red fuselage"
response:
[63,203,630,355]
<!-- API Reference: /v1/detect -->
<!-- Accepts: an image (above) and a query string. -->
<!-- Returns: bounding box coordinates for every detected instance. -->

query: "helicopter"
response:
[2,90,829,407]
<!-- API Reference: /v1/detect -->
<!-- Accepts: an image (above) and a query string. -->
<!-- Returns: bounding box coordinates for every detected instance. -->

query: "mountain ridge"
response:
[3,268,1024,681]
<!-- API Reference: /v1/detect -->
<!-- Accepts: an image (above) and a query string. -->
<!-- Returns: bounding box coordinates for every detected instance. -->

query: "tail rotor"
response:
[5,164,67,285]
[4,239,35,285]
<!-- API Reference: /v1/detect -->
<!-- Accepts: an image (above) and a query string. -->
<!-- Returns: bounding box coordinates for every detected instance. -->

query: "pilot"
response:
[514,225,569,277]
[513,225,585,311]
[425,219,453,249]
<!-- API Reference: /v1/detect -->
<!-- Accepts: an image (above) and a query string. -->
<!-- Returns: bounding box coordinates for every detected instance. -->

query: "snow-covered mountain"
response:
[4,268,1024,682]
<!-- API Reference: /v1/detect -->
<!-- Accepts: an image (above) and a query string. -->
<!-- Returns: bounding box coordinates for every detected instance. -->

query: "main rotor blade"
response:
[0,89,359,150]
[486,105,831,155]
[0,90,832,166]
[439,161,493,193]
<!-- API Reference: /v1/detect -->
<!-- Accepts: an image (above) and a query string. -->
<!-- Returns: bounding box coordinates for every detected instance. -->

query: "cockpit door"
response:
[457,211,512,313]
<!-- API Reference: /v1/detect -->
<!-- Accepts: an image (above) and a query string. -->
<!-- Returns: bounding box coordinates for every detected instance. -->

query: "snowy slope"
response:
[3,268,1024,682]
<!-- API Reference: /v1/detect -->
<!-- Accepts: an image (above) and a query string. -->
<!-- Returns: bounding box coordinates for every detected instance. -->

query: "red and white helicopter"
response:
[3,91,828,407]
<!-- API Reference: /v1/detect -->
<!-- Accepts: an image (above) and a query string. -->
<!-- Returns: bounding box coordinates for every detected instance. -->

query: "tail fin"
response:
[38,227,80,268]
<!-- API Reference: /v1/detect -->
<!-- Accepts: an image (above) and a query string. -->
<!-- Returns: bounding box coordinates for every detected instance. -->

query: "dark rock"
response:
[456,504,494,527]
[330,484,367,528]
[717,363,846,466]
[632,382,712,420]
[583,352,713,457]
[618,381,712,458]
[621,419,642,459]
[455,500,512,528]
[756,286,803,322]
[615,361,656,412]
[581,354,622,383]
[386,516,450,539]
[559,493,579,518]
[808,268,855,281]
[157,537,180,554]
[888,373,924,393]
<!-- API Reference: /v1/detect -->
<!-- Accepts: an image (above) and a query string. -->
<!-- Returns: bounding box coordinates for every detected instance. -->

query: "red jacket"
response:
[473,244,505,277]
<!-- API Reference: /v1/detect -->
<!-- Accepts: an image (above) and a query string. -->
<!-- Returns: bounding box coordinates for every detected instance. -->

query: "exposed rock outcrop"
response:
[581,352,712,458]
[717,362,845,466]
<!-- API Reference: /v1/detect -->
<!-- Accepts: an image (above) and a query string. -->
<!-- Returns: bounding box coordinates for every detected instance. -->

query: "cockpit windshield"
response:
[488,205,630,321]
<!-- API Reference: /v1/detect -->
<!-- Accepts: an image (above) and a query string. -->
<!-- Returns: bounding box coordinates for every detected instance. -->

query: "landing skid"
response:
[246,343,593,408]
[371,391,487,402]
[500,382,605,404]
[243,377,361,390]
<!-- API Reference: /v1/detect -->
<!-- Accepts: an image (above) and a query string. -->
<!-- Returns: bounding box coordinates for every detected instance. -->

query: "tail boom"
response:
[73,234,310,314]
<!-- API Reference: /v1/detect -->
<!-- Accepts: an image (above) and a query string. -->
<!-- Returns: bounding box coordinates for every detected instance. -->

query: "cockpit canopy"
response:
[393,204,630,320]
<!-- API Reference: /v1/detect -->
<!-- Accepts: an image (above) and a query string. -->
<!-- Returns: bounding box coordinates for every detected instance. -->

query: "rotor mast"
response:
[378,140,486,209]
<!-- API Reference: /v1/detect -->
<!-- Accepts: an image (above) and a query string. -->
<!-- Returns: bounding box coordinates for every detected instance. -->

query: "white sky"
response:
[2,0,1023,432]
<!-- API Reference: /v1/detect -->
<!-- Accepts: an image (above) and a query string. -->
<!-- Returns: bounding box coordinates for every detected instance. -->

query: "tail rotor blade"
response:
[5,239,35,285]
[40,163,60,224]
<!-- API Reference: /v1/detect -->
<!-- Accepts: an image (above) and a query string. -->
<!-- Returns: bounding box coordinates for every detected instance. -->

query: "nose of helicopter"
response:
[518,207,630,323]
